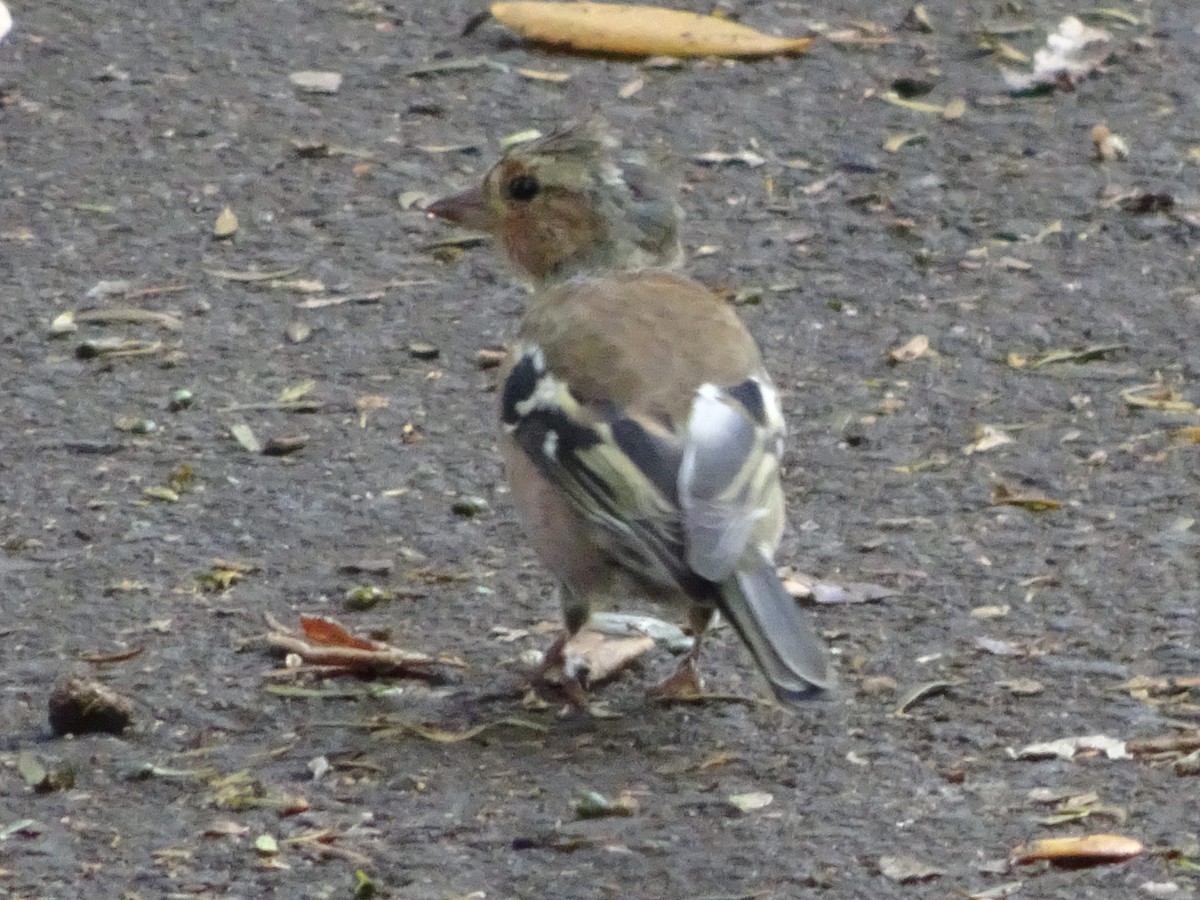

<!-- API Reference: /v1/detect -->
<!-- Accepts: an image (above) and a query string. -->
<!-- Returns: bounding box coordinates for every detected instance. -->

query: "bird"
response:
[428,122,832,706]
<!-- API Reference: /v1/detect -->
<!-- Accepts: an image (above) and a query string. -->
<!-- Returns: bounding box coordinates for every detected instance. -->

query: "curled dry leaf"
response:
[887,334,930,363]
[963,425,1014,455]
[1015,734,1130,761]
[489,2,814,59]
[694,149,767,168]
[1016,342,1127,368]
[894,680,954,715]
[1010,834,1143,866]
[727,791,773,814]
[1121,380,1196,414]
[74,307,186,332]
[991,483,1062,512]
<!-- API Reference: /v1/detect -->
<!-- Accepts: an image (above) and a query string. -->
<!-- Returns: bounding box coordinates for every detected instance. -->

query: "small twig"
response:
[216,400,327,413]
[266,632,440,672]
[296,279,435,309]
[129,283,190,298]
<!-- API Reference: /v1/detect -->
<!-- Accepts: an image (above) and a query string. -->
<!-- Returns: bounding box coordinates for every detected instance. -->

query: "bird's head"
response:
[428,122,682,287]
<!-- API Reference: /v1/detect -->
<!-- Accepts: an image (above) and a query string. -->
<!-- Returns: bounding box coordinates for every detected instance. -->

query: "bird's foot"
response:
[532,630,591,710]
[649,657,705,702]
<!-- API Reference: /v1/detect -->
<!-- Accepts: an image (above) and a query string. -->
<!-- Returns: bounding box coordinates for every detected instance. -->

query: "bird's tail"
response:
[718,552,834,704]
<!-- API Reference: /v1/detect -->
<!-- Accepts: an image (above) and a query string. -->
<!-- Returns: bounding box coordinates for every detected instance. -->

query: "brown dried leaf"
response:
[879,855,945,882]
[562,630,655,683]
[300,615,378,651]
[991,483,1062,512]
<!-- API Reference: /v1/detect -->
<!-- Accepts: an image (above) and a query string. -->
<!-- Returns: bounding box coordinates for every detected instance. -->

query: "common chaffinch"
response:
[429,123,832,706]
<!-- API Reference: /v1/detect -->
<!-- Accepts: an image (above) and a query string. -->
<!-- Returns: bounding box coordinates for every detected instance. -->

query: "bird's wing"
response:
[678,376,786,582]
[501,344,705,596]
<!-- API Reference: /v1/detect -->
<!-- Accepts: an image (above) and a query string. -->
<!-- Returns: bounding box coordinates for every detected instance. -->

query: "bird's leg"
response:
[534,587,591,707]
[651,606,713,699]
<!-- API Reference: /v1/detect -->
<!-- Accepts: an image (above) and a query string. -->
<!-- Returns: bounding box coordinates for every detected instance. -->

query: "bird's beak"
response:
[427,185,493,232]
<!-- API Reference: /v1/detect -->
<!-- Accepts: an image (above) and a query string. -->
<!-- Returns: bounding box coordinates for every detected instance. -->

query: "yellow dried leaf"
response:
[516,67,571,82]
[1011,834,1143,866]
[881,91,945,115]
[1081,8,1140,26]
[1121,381,1197,414]
[1029,343,1126,367]
[278,379,316,404]
[1172,426,1200,444]
[501,128,543,148]
[617,76,644,98]
[979,36,1028,63]
[883,132,927,153]
[213,207,238,238]
[490,1,815,58]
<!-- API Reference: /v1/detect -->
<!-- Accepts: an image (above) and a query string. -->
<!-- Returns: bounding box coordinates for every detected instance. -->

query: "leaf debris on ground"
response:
[486,2,815,59]
[262,613,465,679]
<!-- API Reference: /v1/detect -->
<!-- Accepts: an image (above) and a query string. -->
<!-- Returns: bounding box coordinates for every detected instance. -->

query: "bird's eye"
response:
[505,174,540,202]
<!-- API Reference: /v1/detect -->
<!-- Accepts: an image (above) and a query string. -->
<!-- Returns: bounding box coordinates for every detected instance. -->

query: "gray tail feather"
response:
[717,552,834,704]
